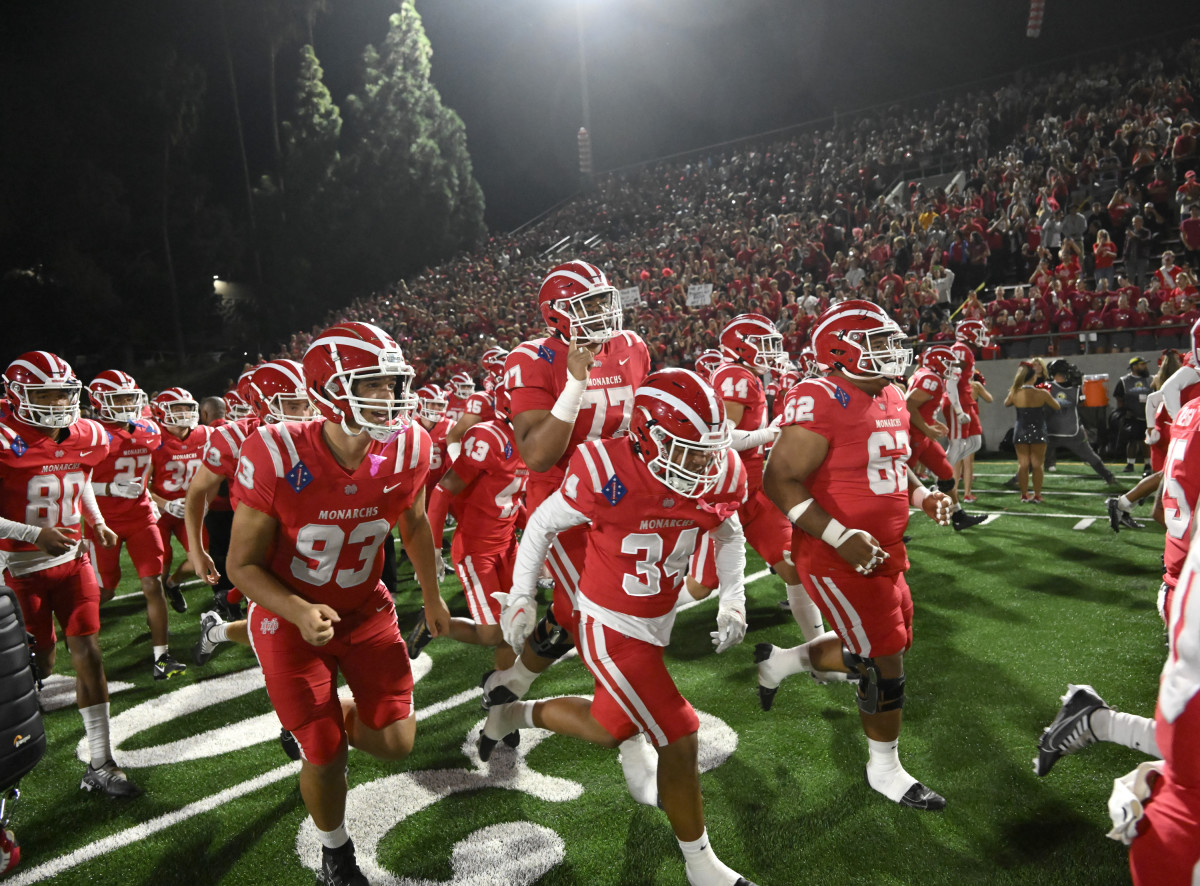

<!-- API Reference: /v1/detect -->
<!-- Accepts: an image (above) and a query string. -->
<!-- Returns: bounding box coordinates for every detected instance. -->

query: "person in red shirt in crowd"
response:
[1175,167,1200,205]
[480,369,757,886]
[227,322,450,886]
[1055,296,1082,356]
[85,370,186,680]
[757,300,953,812]
[146,387,210,608]
[1108,293,1138,353]
[1134,297,1159,347]
[413,384,455,510]
[0,352,137,797]
[1181,205,1200,270]
[1094,229,1118,288]
[1083,296,1111,353]
[1157,251,1184,291]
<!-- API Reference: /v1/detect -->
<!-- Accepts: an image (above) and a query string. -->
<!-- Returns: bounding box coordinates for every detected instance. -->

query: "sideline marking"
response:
[1073,518,1097,531]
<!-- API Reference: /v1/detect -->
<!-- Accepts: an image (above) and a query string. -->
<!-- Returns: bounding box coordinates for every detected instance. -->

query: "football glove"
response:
[164,499,186,519]
[1145,428,1161,446]
[433,549,448,582]
[109,479,143,499]
[710,602,746,654]
[494,591,537,655]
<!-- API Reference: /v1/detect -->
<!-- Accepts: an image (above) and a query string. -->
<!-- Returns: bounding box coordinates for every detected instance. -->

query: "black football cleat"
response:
[153,652,187,681]
[951,510,988,531]
[898,781,947,811]
[319,839,368,886]
[405,609,432,659]
[164,580,187,614]
[754,643,780,711]
[81,760,141,798]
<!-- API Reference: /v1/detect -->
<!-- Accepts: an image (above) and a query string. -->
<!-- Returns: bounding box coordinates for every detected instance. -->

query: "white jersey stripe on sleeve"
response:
[578,444,604,493]
[258,427,286,478]
[276,423,301,469]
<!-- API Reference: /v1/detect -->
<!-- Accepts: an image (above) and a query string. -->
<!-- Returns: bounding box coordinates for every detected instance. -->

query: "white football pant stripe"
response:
[579,616,668,746]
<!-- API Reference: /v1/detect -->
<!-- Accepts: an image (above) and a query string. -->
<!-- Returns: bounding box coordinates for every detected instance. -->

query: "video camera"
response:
[1047,359,1083,388]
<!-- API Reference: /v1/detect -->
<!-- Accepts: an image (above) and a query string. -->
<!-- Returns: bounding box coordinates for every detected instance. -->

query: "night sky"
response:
[5,0,1200,232]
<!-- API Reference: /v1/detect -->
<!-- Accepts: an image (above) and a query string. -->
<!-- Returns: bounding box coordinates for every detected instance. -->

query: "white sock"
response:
[678,829,742,886]
[1091,709,1160,755]
[153,645,168,661]
[618,733,659,807]
[786,583,825,642]
[315,822,350,850]
[1117,494,1134,512]
[80,703,112,768]
[483,700,534,743]
[495,658,539,699]
[757,630,839,689]
[865,738,918,803]
[208,622,230,644]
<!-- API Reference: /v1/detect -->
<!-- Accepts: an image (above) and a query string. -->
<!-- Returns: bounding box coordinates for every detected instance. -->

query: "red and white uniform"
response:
[445,392,470,424]
[86,418,165,586]
[149,425,211,553]
[906,369,953,481]
[0,417,109,649]
[1129,537,1200,885]
[505,330,650,629]
[780,376,914,657]
[446,419,528,625]
[202,416,261,509]
[1161,400,1200,599]
[421,416,455,497]
[946,367,981,439]
[513,437,748,746]
[235,418,430,766]
[711,360,791,567]
[460,390,496,426]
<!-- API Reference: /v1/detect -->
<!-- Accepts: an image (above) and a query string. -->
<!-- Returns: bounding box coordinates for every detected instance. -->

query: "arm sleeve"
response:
[426,483,452,550]
[711,513,747,612]
[1161,366,1200,419]
[729,424,777,451]
[946,370,965,414]
[1146,390,1164,426]
[510,490,590,597]
[80,479,106,526]
[0,516,43,544]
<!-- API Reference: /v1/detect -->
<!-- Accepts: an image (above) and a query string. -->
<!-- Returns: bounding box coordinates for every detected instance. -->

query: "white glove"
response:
[494,591,538,655]
[1106,760,1165,845]
[710,603,747,654]
[109,479,143,499]
[956,412,970,425]
[1145,428,1161,446]
[433,549,448,582]
[149,499,161,521]
[165,499,187,519]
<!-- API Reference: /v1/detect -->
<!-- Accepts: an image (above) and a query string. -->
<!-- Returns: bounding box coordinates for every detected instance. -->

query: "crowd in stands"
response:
[274,37,1200,382]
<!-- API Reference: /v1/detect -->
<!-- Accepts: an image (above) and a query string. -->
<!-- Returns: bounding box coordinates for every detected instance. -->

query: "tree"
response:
[339,1,485,295]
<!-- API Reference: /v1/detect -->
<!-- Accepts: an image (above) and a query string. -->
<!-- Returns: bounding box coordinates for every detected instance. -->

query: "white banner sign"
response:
[618,287,642,308]
[686,283,714,307]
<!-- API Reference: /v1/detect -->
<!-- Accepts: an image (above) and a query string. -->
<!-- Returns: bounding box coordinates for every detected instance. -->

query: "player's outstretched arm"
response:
[184,465,223,584]
[397,488,451,638]
[227,503,341,646]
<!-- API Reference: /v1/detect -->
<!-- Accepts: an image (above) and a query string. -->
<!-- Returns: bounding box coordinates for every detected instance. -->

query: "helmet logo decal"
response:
[286,461,313,493]
[602,473,627,506]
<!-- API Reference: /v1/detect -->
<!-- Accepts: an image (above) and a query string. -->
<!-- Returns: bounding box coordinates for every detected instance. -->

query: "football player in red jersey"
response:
[758,300,953,811]
[694,348,723,382]
[482,369,757,886]
[444,347,507,463]
[0,353,138,797]
[444,371,475,424]
[414,384,455,503]
[419,382,528,665]
[85,370,187,680]
[187,361,316,665]
[147,387,210,606]
[906,346,986,530]
[481,260,650,707]
[227,323,450,886]
[712,314,830,648]
[946,323,992,502]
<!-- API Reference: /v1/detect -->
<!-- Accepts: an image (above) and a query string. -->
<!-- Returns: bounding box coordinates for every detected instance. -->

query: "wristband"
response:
[910,485,930,508]
[550,374,587,424]
[786,500,814,525]
[820,517,855,548]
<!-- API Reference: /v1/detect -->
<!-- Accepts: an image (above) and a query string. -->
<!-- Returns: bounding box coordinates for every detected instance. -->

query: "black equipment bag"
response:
[0,587,45,793]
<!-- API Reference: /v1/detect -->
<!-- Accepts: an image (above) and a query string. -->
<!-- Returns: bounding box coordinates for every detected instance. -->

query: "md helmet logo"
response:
[259,617,280,635]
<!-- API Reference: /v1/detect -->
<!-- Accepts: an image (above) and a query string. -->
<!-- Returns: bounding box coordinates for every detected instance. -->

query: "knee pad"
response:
[936,479,956,494]
[529,610,574,661]
[841,652,906,715]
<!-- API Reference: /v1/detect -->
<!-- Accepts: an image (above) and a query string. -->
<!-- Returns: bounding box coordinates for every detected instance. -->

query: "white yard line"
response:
[1073,518,1097,531]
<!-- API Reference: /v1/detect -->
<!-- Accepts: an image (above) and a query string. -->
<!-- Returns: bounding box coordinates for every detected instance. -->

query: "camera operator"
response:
[1044,359,1118,483]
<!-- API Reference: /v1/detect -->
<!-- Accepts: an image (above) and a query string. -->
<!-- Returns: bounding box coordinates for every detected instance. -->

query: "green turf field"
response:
[5,460,1166,885]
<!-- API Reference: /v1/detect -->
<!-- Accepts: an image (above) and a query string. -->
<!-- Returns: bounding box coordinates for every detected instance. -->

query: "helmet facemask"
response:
[159,400,199,429]
[417,392,448,423]
[746,331,789,373]
[12,380,82,429]
[644,421,732,498]
[264,395,317,425]
[322,350,417,441]
[837,327,912,380]
[95,389,147,423]
[556,286,623,345]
